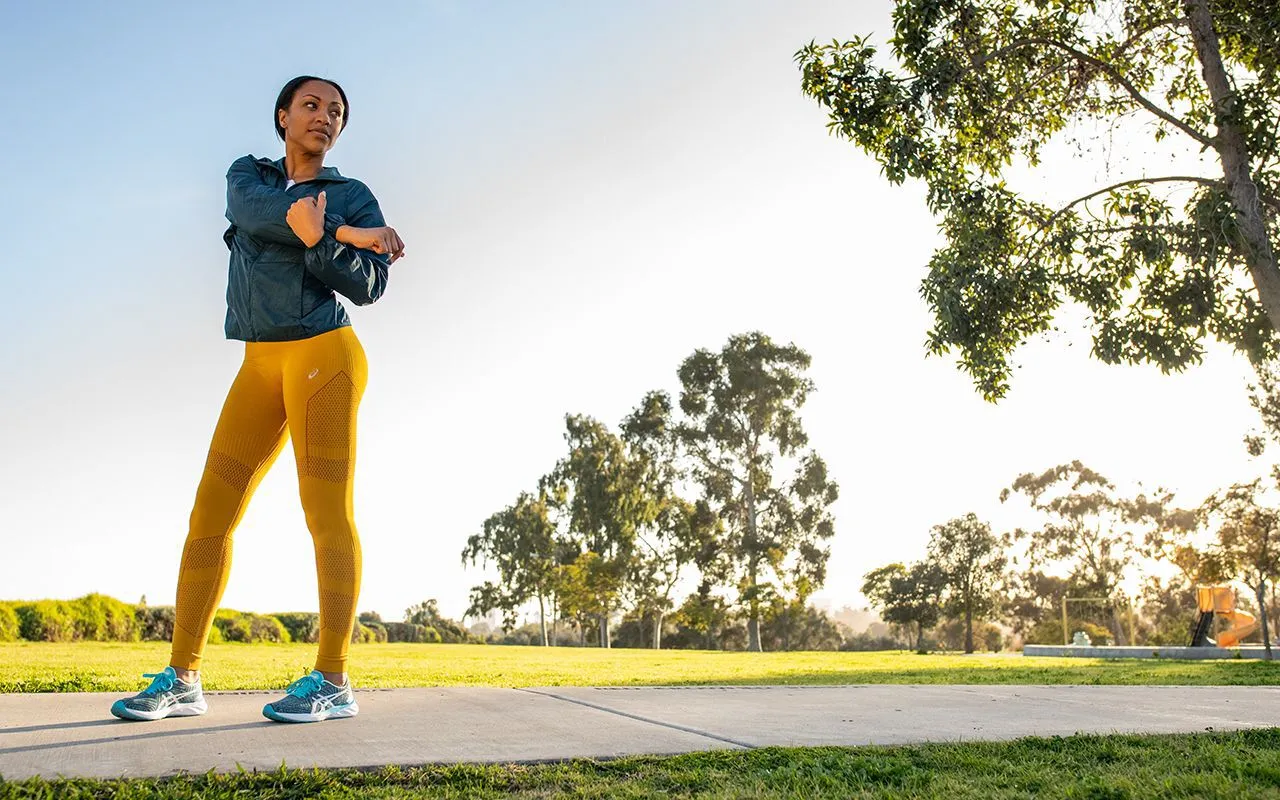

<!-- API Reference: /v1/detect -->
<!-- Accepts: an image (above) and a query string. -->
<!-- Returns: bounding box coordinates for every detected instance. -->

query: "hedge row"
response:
[0,595,443,645]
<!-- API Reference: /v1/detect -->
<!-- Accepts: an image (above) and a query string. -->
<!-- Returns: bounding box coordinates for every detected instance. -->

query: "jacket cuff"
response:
[324,213,346,238]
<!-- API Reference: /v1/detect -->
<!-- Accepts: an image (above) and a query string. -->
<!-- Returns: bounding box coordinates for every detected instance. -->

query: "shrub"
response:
[248,614,290,643]
[274,613,320,644]
[70,594,140,641]
[840,631,907,651]
[357,620,388,643]
[384,622,432,643]
[213,610,288,643]
[1025,619,1113,646]
[15,601,77,642]
[350,622,384,644]
[404,599,479,643]
[213,609,252,643]
[933,618,1007,652]
[482,622,582,646]
[135,606,176,641]
[0,604,18,642]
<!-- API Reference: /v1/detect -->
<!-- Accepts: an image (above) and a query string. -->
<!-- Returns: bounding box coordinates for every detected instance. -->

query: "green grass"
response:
[4,731,1280,798]
[2,642,1277,692]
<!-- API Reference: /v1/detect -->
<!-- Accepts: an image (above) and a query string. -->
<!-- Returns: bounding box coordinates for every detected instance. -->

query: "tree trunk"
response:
[964,604,974,654]
[1257,580,1274,661]
[551,597,558,647]
[1264,576,1274,640]
[1183,0,1280,332]
[538,594,548,647]
[653,612,663,650]
[1108,604,1128,646]
[915,621,924,652]
[600,613,611,649]
[745,477,762,652]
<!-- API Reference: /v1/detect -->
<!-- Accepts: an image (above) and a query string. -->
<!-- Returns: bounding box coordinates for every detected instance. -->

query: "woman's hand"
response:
[336,224,405,263]
[286,191,328,248]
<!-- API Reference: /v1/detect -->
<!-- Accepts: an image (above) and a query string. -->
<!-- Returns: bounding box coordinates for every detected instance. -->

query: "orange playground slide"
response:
[1195,586,1260,647]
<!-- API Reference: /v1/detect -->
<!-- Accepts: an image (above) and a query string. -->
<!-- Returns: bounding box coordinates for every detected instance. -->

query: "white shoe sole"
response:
[110,697,208,721]
[263,700,359,723]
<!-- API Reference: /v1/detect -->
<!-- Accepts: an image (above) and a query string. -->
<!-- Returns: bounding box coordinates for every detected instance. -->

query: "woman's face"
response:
[278,80,345,155]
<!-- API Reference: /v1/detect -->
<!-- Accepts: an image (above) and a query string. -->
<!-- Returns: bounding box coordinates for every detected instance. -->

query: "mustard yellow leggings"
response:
[170,326,367,674]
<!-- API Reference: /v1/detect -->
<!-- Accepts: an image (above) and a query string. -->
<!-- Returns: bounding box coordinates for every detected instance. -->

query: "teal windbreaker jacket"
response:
[222,154,391,341]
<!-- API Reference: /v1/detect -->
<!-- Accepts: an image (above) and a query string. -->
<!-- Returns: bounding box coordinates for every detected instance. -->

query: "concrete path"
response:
[2,685,1278,780]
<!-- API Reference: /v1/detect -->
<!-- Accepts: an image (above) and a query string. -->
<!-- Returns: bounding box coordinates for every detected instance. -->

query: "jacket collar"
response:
[256,155,349,184]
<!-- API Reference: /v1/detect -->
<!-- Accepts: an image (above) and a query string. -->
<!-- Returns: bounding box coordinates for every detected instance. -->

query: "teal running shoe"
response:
[110,666,208,721]
[262,670,359,723]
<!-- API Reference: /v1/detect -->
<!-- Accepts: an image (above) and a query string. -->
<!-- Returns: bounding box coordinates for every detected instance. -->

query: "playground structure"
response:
[1060,595,1136,645]
[1027,584,1270,657]
[1190,585,1260,648]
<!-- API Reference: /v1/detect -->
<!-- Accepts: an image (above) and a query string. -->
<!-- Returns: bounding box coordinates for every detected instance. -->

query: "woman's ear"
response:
[277,108,288,133]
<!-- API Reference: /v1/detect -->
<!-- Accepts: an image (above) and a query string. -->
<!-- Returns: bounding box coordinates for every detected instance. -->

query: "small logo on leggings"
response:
[308,368,320,379]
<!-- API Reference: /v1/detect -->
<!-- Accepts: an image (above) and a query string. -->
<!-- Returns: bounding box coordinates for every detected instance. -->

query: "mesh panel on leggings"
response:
[182,536,229,572]
[318,546,356,585]
[206,450,253,492]
[320,589,355,634]
[305,373,355,483]
[175,580,216,638]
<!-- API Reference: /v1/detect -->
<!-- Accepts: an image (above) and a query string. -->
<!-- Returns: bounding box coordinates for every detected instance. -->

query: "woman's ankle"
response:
[171,666,199,684]
[320,670,347,686]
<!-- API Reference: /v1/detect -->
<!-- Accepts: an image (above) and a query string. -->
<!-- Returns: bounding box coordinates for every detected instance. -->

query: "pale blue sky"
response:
[0,1,1262,624]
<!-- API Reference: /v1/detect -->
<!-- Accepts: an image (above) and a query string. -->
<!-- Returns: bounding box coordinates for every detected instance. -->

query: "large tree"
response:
[862,561,948,651]
[545,414,656,648]
[461,490,561,646]
[927,513,1008,653]
[1002,570,1073,641]
[798,0,1280,400]
[677,332,840,651]
[1002,461,1168,643]
[1200,479,1280,657]
[620,391,722,649]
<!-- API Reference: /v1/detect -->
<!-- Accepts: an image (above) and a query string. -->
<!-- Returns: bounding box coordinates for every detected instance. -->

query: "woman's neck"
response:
[284,147,325,183]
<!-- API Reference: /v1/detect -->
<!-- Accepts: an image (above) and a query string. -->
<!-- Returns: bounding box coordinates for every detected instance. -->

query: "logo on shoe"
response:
[311,689,349,714]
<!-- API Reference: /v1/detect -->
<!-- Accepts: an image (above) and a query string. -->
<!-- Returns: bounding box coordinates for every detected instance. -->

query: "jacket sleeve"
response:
[225,155,345,247]
[302,183,391,306]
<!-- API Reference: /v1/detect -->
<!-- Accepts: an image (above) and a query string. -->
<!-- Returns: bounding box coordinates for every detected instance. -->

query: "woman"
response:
[110,76,404,724]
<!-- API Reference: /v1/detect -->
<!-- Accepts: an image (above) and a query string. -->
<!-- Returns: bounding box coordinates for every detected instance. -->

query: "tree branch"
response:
[1112,17,1189,59]
[1017,175,1225,269]
[684,440,748,489]
[969,37,1215,148]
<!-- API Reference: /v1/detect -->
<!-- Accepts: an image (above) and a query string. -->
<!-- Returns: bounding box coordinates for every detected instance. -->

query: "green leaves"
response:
[461,491,559,633]
[797,0,1280,400]
[927,513,1009,651]
[861,561,948,649]
[676,332,838,650]
[462,332,837,651]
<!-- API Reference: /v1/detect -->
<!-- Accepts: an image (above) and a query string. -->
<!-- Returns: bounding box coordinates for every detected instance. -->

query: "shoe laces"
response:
[141,670,175,696]
[285,671,324,698]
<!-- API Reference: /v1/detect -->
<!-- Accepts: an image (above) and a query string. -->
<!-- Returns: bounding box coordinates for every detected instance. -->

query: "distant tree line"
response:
[461,331,840,652]
[862,455,1280,658]
[0,593,477,645]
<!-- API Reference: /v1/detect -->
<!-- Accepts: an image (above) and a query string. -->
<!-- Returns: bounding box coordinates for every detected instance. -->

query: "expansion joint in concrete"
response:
[517,688,756,750]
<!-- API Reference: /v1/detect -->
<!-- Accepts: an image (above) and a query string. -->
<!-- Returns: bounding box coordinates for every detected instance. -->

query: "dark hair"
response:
[274,75,350,141]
